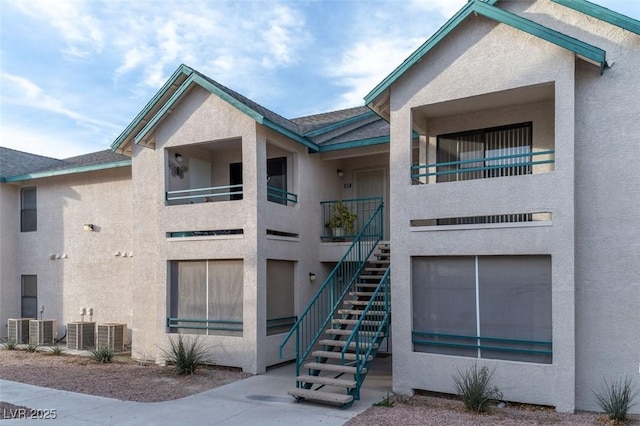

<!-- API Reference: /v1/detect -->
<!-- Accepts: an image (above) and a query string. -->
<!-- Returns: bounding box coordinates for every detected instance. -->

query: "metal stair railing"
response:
[342,267,391,400]
[279,200,384,380]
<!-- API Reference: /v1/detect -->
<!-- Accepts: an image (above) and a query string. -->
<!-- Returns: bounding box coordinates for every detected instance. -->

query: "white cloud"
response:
[408,0,468,17]
[1,124,101,159]
[9,0,104,58]
[1,72,119,130]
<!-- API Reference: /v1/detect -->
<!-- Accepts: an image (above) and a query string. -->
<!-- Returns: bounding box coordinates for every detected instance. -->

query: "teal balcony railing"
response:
[279,199,384,379]
[267,185,298,205]
[411,150,555,182]
[166,184,243,203]
[321,197,383,241]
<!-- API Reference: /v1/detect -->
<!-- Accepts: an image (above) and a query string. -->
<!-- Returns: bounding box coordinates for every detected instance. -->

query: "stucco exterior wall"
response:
[388,13,577,411]
[1,168,133,341]
[0,183,20,338]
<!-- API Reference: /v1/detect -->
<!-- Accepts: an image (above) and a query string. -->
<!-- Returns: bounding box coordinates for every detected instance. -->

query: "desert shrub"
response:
[373,393,394,408]
[24,342,39,353]
[593,376,639,422]
[50,344,64,356]
[161,334,209,375]
[4,340,18,350]
[453,364,502,413]
[90,346,114,363]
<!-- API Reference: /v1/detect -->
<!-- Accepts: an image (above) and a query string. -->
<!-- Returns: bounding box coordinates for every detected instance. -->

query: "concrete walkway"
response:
[0,356,392,425]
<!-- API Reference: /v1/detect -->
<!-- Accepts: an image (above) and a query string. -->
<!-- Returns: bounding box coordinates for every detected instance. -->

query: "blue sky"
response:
[1,0,638,159]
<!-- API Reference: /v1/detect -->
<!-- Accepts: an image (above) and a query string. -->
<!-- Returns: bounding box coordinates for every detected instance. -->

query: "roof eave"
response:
[1,160,132,183]
[551,0,640,35]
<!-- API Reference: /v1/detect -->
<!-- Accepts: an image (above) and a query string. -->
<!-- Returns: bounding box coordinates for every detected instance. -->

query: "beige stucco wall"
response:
[387,11,577,412]
[0,183,21,337]
[0,168,133,341]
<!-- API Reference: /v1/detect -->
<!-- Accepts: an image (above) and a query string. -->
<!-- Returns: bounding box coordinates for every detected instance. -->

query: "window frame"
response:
[20,186,37,232]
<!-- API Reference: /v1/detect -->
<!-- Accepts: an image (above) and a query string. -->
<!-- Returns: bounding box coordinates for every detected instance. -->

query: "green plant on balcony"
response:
[327,201,357,237]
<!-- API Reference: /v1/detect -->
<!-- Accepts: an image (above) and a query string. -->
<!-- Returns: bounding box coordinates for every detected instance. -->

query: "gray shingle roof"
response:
[0,147,64,178]
[292,106,371,135]
[319,119,390,146]
[0,147,129,180]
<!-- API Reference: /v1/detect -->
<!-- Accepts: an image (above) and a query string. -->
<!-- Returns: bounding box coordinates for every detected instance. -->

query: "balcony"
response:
[411,150,555,184]
[166,184,243,204]
[321,197,383,241]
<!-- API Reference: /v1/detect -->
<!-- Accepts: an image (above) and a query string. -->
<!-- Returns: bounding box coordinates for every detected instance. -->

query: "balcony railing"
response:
[411,150,555,183]
[166,184,243,203]
[267,185,298,205]
[321,197,383,241]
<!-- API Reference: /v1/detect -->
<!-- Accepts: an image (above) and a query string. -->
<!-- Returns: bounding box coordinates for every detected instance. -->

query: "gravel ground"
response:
[2,347,639,425]
[0,347,249,402]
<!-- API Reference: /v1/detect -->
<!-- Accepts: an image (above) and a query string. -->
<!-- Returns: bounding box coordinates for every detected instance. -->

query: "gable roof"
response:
[364,0,610,111]
[551,0,640,35]
[111,64,390,156]
[0,147,130,183]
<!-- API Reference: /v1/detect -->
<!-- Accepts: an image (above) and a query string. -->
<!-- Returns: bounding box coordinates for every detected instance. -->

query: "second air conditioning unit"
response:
[67,322,96,350]
[29,319,57,345]
[7,318,33,344]
[97,323,127,352]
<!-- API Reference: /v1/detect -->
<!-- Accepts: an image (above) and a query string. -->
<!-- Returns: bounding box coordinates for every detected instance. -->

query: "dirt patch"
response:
[346,393,640,426]
[0,348,250,403]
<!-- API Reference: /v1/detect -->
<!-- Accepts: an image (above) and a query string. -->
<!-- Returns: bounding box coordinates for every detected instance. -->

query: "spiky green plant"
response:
[453,364,503,413]
[90,346,114,363]
[593,377,639,422]
[161,334,209,375]
[50,344,64,356]
[4,340,18,350]
[24,342,39,353]
[373,393,394,408]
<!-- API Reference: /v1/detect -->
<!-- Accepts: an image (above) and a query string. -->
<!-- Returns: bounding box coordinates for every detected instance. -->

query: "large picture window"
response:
[437,122,533,183]
[168,260,243,336]
[412,255,552,363]
[20,187,37,232]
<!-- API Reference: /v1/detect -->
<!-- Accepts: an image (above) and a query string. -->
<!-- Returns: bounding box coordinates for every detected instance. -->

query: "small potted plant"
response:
[327,201,357,238]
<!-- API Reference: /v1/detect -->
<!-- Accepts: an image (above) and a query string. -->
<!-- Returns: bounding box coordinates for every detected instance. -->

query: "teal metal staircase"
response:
[279,201,390,408]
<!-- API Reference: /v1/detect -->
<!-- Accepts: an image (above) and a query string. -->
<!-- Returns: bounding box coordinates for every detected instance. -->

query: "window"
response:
[266,260,295,335]
[20,187,37,232]
[437,122,532,182]
[267,157,287,205]
[229,162,243,201]
[412,255,552,363]
[21,275,37,318]
[168,260,243,336]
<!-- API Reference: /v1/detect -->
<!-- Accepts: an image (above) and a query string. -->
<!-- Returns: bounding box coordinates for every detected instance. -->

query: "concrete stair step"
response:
[349,291,376,297]
[332,318,382,326]
[365,267,388,272]
[288,388,353,405]
[304,362,363,375]
[325,329,378,337]
[296,374,356,389]
[319,339,378,350]
[344,300,385,306]
[359,275,384,280]
[312,350,373,361]
[354,283,382,288]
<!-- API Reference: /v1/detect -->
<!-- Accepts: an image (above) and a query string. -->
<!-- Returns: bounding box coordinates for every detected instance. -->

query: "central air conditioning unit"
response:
[67,322,96,350]
[29,319,57,345]
[97,323,127,352]
[7,318,33,344]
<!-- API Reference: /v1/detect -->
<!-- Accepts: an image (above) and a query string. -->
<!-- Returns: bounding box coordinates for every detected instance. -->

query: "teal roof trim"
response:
[317,135,389,153]
[1,160,131,183]
[133,73,265,145]
[263,119,319,152]
[303,111,377,138]
[365,0,608,104]
[111,64,192,151]
[552,0,640,35]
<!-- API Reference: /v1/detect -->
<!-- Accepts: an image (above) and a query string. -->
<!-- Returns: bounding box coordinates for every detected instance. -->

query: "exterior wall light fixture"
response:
[175,153,183,163]
[309,272,317,283]
[337,169,344,178]
[83,224,95,232]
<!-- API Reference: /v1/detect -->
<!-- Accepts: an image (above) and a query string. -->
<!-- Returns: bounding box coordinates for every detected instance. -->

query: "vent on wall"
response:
[29,319,57,345]
[97,323,127,352]
[8,318,33,344]
[67,322,96,350]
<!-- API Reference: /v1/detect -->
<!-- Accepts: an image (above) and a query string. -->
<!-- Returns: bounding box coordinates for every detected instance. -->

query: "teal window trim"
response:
[167,317,243,332]
[412,331,553,356]
[551,0,640,36]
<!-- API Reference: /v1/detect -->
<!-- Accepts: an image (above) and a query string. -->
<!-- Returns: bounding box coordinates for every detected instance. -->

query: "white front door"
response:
[354,168,387,238]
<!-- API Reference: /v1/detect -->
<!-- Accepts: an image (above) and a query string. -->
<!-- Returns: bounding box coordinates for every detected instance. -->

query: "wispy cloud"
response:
[1,72,119,129]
